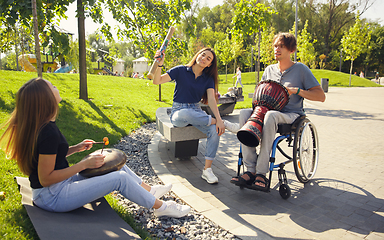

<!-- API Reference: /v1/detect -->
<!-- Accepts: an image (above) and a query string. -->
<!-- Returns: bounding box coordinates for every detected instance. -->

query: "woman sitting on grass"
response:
[0,78,190,218]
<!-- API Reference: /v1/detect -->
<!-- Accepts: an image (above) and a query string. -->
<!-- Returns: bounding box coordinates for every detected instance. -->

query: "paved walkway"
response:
[148,87,384,240]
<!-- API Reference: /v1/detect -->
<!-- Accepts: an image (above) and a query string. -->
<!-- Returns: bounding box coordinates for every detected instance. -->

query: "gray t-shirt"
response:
[261,62,320,114]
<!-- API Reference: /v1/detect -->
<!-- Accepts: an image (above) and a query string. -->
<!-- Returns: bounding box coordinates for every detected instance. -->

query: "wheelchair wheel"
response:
[293,118,319,183]
[279,184,291,199]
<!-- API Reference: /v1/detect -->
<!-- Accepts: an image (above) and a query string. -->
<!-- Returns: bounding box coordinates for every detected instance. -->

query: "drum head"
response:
[79,148,127,178]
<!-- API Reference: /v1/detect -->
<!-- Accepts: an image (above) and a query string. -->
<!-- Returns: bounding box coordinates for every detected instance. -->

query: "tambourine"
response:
[79,148,127,178]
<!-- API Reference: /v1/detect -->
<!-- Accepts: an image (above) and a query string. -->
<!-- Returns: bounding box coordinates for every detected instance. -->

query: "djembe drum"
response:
[237,80,289,147]
[79,148,127,178]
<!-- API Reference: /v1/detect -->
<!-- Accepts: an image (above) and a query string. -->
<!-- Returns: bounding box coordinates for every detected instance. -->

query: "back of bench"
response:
[156,108,206,142]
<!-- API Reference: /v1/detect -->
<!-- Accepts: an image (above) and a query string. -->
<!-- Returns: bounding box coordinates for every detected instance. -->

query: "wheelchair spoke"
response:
[293,119,319,183]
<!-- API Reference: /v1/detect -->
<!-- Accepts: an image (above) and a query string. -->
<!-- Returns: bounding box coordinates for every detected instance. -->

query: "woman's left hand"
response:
[216,119,225,136]
[76,139,95,152]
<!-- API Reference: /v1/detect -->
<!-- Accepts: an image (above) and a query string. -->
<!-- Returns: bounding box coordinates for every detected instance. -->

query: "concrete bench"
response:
[15,177,140,240]
[156,107,206,158]
[200,88,244,116]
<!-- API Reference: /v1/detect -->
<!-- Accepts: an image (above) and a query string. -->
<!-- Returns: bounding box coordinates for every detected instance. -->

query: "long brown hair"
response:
[0,78,58,175]
[186,48,219,104]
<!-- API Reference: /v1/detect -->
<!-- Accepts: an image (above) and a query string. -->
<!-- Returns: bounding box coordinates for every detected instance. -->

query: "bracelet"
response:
[158,65,163,67]
[296,88,301,95]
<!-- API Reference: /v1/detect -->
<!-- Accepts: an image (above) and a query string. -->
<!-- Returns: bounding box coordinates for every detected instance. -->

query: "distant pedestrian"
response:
[233,67,244,88]
[360,71,364,78]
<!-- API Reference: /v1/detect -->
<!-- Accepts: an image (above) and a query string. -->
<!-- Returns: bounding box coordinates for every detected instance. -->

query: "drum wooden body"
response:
[79,148,127,178]
[237,80,289,147]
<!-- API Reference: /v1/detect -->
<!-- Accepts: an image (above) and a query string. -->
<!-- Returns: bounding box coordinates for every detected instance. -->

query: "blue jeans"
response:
[32,165,156,212]
[170,102,220,161]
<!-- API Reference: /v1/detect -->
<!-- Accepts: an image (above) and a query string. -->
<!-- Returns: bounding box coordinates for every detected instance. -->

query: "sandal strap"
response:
[242,171,256,181]
[255,174,268,185]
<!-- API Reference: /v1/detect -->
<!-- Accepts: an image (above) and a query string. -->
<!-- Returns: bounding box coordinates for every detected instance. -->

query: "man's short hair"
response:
[273,32,297,52]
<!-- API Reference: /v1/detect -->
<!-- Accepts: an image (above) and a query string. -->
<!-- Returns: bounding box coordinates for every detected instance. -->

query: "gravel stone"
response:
[111,122,240,240]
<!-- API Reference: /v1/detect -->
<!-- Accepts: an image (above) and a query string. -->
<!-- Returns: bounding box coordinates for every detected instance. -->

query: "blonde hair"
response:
[0,78,58,175]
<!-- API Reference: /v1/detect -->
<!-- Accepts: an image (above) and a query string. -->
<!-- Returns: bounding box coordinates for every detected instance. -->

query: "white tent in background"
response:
[133,57,150,78]
[112,58,125,75]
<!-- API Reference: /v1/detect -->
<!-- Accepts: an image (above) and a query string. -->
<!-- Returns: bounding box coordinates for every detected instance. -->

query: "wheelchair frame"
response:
[236,115,319,199]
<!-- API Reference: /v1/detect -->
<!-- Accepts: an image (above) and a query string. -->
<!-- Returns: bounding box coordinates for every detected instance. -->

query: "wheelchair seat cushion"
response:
[277,115,306,135]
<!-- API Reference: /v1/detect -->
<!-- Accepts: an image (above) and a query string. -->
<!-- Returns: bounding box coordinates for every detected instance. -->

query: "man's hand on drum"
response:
[76,139,95,152]
[285,87,299,96]
[80,152,105,169]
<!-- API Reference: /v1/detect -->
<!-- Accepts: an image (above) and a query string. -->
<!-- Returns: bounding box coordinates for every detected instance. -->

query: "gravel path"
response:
[112,123,240,240]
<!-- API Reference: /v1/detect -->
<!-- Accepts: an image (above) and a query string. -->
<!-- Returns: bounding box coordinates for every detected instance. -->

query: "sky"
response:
[58,0,383,40]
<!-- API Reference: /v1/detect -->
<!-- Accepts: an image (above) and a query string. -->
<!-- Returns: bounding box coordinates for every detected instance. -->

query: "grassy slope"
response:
[0,69,381,239]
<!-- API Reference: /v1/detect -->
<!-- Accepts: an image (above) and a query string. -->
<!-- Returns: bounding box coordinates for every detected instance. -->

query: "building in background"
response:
[133,57,150,78]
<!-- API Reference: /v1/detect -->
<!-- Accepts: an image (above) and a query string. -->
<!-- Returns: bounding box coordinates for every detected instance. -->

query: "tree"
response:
[341,14,371,86]
[269,0,295,33]
[232,0,276,84]
[215,36,234,83]
[297,20,317,68]
[260,27,276,67]
[298,0,375,59]
[0,0,73,58]
[363,24,384,74]
[31,0,42,77]
[231,34,244,79]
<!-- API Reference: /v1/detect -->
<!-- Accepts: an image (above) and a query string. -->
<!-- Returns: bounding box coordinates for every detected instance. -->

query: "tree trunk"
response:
[349,59,354,87]
[257,30,261,83]
[32,0,42,77]
[159,85,161,101]
[225,64,228,83]
[78,0,88,100]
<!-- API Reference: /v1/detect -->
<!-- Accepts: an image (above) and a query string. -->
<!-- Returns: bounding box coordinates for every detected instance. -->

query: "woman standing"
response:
[153,48,234,184]
[0,78,190,217]
[233,67,244,88]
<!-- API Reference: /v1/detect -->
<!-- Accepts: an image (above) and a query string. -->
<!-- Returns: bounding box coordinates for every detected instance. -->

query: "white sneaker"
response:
[224,120,240,133]
[202,168,218,184]
[151,183,173,199]
[154,201,191,218]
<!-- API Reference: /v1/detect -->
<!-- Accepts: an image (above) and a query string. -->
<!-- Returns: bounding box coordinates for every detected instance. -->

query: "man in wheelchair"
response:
[228,32,326,191]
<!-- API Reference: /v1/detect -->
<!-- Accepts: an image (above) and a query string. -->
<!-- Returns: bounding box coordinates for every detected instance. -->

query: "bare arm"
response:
[286,85,326,102]
[207,88,225,136]
[67,139,95,157]
[152,50,172,85]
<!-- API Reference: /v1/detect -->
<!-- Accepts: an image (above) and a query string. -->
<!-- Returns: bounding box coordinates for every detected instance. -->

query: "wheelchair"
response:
[235,115,319,199]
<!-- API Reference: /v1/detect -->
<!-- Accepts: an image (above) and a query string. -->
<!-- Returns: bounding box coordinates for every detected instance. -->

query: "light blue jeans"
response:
[170,102,220,161]
[32,165,156,212]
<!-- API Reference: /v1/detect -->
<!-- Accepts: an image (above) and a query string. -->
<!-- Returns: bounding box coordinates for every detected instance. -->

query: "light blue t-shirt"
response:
[261,62,320,114]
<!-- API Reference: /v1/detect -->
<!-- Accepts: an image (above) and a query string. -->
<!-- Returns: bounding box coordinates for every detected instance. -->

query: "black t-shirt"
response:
[29,121,69,189]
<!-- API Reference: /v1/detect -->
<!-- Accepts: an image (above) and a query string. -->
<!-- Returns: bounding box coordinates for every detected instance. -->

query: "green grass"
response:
[0,69,381,239]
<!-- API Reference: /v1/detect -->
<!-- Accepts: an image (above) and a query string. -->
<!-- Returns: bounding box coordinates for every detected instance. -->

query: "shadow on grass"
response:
[56,100,127,164]
[125,106,152,123]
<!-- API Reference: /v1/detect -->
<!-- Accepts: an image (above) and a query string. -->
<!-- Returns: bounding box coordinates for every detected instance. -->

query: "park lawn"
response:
[219,68,381,87]
[0,69,381,239]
